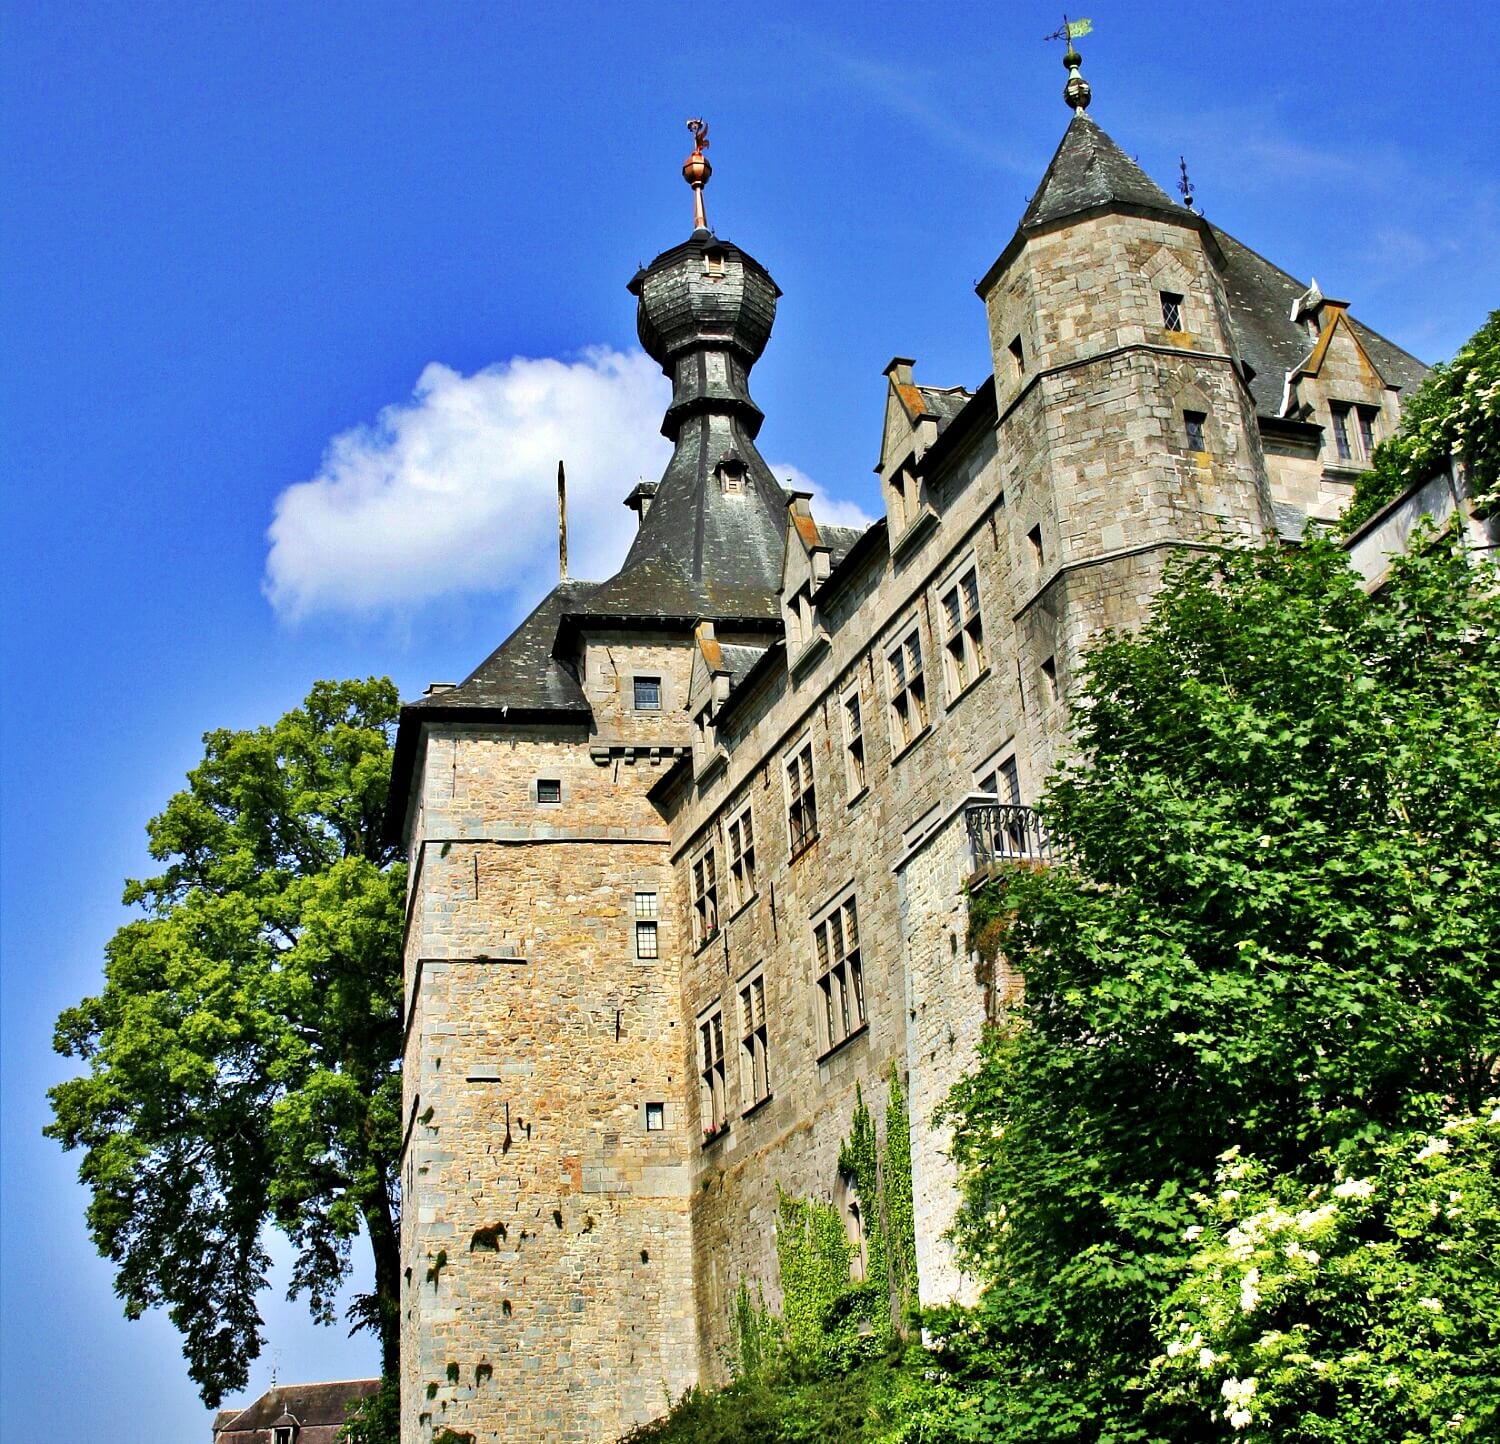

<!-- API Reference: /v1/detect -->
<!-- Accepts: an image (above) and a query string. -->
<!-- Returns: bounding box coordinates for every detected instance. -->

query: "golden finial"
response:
[683,118,712,234]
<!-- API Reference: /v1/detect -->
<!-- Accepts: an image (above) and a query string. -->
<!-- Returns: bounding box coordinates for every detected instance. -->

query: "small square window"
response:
[1161,291,1184,331]
[634,891,658,919]
[1184,410,1207,452]
[536,778,562,805]
[633,676,662,711]
[645,1101,665,1131]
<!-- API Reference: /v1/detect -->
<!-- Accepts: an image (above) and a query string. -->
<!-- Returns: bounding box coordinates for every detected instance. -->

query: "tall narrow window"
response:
[814,897,866,1054]
[1041,655,1059,703]
[739,971,770,1108]
[1160,291,1184,330]
[645,1101,665,1131]
[842,687,866,795]
[692,846,719,948]
[786,742,818,855]
[1330,403,1353,461]
[634,891,659,960]
[1027,523,1045,570]
[978,754,1021,805]
[698,1006,726,1136]
[726,804,755,909]
[1184,410,1207,452]
[940,567,986,695]
[633,675,662,711]
[1357,406,1378,459]
[789,584,815,647]
[892,460,920,531]
[887,626,928,749]
[1008,334,1025,374]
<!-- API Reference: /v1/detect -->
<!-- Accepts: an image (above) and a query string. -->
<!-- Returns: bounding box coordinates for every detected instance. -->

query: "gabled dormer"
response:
[687,620,732,778]
[1282,287,1403,475]
[876,358,969,554]
[780,491,834,673]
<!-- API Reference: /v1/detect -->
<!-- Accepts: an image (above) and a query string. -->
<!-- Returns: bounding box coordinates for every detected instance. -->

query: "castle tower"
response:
[977,47,1276,774]
[390,123,789,1444]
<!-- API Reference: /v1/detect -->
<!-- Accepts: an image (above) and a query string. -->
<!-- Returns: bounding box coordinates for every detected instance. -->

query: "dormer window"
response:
[892,460,920,531]
[716,451,746,495]
[789,584,815,647]
[703,247,726,277]
[1330,403,1353,461]
[275,1430,294,1444]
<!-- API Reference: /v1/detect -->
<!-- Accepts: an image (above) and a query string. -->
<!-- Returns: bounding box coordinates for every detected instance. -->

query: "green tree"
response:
[930,535,1500,1441]
[1341,307,1500,531]
[46,678,406,1407]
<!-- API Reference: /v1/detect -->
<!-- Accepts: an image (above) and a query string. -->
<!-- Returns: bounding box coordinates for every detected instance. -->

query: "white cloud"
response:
[769,463,876,531]
[263,350,874,619]
[264,348,672,620]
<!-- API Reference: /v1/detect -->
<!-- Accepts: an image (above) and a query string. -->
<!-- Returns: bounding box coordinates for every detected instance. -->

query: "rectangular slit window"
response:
[1041,655,1059,703]
[1330,404,1352,461]
[887,627,928,749]
[1027,524,1044,569]
[536,778,562,805]
[633,675,662,711]
[843,688,865,795]
[1161,291,1184,330]
[814,898,865,1054]
[786,743,818,855]
[699,1007,726,1136]
[1008,334,1025,373]
[739,972,770,1109]
[1184,410,1207,452]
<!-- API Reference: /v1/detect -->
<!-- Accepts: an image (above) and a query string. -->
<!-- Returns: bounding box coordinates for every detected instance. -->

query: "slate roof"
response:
[213,1380,380,1444]
[819,523,867,570]
[916,386,971,427]
[1021,113,1178,230]
[718,642,771,687]
[1209,225,1427,416]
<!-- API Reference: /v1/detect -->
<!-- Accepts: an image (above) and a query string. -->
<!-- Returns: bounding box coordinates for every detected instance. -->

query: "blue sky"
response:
[2,3,1496,1440]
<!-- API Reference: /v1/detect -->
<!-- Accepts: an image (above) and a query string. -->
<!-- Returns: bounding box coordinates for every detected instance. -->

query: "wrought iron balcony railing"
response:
[966,801,1054,870]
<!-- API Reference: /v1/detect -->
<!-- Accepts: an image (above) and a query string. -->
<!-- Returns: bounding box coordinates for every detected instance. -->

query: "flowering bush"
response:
[1146,1113,1500,1440]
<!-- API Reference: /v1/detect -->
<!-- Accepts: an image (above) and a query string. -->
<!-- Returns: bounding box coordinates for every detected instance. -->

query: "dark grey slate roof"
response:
[718,642,770,687]
[1272,500,1310,543]
[1021,113,1178,229]
[214,1381,380,1443]
[1210,225,1427,416]
[819,523,867,570]
[916,386,971,427]
[410,580,596,717]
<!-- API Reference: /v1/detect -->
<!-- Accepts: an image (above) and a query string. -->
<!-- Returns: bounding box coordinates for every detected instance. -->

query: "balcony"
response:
[965,801,1055,872]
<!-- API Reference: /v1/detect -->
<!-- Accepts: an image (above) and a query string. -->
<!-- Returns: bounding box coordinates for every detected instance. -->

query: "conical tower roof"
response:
[1021,113,1179,230]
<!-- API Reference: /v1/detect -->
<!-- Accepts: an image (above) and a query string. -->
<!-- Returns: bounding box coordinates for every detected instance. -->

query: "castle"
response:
[385,45,1429,1444]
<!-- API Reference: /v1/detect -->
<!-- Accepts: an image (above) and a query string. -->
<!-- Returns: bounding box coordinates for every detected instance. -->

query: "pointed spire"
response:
[683,119,711,236]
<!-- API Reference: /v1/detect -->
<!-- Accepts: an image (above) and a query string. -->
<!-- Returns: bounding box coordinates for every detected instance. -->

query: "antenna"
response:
[557,460,568,582]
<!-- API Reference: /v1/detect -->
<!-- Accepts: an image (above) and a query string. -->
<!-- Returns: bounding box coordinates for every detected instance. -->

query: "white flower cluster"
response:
[1220,1375,1257,1431]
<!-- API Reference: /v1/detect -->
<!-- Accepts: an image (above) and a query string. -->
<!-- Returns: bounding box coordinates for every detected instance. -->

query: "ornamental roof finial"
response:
[683,118,712,236]
[1045,15,1093,114]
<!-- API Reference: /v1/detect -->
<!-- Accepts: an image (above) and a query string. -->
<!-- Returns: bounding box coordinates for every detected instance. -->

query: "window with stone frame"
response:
[726,802,756,910]
[1160,290,1185,331]
[788,583,816,648]
[739,969,770,1110]
[785,741,818,856]
[698,1005,727,1137]
[977,753,1021,805]
[940,566,986,696]
[633,674,662,711]
[891,458,920,532]
[691,845,719,948]
[1357,405,1379,459]
[1184,409,1207,453]
[634,890,659,960]
[1330,402,1354,461]
[814,896,866,1054]
[841,684,866,796]
[887,624,928,750]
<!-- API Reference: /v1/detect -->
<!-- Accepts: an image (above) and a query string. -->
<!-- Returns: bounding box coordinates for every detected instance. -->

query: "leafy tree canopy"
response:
[47,678,406,1406]
[1342,307,1500,531]
[931,534,1500,1441]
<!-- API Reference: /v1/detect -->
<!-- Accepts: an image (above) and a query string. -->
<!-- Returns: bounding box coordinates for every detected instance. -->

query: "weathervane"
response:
[1045,15,1093,114]
[683,118,712,235]
[1178,155,1197,214]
